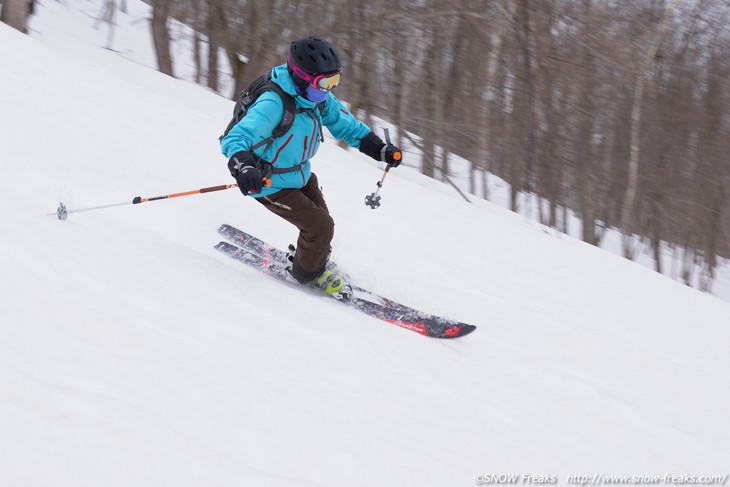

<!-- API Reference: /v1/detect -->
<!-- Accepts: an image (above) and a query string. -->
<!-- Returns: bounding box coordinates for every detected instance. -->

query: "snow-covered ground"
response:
[1,3,729,486]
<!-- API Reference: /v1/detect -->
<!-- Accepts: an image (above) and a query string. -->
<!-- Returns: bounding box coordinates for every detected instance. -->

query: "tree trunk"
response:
[480,4,507,191]
[191,0,202,84]
[620,1,668,258]
[104,0,117,50]
[204,0,219,92]
[150,0,174,77]
[2,0,28,33]
[575,0,600,246]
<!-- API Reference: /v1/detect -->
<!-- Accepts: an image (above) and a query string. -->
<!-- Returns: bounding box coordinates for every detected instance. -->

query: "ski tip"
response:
[434,323,476,339]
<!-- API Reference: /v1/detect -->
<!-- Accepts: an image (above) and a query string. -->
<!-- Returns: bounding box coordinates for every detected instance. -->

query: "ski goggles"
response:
[288,54,341,91]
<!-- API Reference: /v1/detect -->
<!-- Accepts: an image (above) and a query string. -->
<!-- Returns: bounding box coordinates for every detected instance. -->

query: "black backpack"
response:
[219,73,298,151]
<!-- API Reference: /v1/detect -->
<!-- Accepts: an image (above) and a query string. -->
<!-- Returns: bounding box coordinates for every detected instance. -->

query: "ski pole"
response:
[131,183,239,204]
[49,182,255,220]
[365,128,400,209]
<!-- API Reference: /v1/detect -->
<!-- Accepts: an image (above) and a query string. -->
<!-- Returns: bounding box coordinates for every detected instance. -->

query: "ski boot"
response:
[311,267,352,300]
[287,245,352,300]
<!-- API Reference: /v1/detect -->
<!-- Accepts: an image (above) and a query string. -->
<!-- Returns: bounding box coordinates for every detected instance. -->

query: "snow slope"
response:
[1,10,730,487]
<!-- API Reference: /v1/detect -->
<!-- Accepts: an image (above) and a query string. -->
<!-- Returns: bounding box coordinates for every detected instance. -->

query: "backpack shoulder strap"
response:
[263,76,298,139]
[219,73,299,145]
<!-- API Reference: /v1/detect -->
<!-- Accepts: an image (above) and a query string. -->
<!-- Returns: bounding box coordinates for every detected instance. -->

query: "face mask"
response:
[304,84,328,103]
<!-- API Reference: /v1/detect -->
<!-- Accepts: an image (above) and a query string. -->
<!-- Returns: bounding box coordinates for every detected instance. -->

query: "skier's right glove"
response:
[228,150,265,195]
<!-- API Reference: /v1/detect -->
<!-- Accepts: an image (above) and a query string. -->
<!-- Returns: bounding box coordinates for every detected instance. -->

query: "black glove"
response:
[228,150,264,195]
[358,132,402,167]
[236,166,264,195]
[382,144,402,167]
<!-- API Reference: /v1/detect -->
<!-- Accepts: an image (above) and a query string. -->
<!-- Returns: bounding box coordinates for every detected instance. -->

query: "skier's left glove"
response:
[382,144,402,167]
[359,132,402,167]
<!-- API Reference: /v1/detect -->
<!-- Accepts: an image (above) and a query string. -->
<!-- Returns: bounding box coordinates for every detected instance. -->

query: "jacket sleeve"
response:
[321,94,372,149]
[220,92,284,159]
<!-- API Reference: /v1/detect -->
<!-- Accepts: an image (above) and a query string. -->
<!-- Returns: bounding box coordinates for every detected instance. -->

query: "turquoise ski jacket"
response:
[220,64,372,198]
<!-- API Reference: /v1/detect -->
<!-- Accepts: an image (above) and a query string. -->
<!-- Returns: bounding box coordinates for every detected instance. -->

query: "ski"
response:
[214,229,476,339]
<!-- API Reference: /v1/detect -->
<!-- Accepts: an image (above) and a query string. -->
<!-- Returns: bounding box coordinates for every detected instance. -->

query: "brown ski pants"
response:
[256,173,333,282]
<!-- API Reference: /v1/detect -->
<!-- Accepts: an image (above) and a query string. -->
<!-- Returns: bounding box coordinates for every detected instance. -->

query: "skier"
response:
[220,37,402,298]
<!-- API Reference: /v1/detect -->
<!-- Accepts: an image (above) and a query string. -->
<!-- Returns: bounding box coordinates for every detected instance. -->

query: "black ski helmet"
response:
[288,37,341,75]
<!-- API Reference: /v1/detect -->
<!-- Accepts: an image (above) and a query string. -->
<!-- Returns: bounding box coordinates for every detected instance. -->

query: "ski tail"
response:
[218,224,289,264]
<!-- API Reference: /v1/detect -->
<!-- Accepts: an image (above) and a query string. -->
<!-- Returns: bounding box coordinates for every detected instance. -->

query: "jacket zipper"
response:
[305,111,324,159]
[300,136,308,184]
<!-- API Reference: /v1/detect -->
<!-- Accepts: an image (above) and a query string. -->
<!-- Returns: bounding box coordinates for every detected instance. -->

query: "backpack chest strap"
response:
[269,162,306,174]
[258,161,307,178]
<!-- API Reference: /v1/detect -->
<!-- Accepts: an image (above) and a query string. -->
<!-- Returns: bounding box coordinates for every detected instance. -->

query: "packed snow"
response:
[1,3,729,486]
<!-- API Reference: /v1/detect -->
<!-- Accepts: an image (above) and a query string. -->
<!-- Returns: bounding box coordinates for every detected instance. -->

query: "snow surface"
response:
[1,4,730,486]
